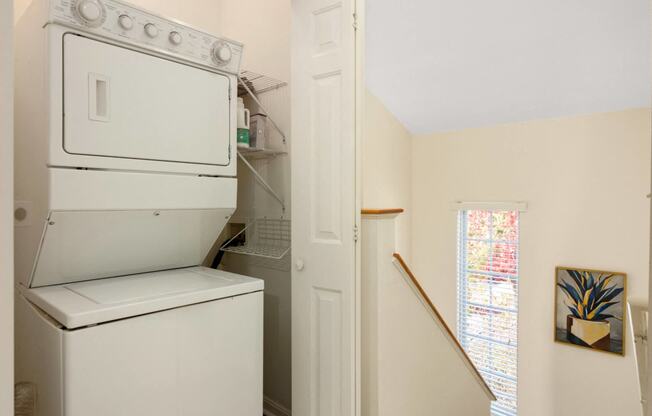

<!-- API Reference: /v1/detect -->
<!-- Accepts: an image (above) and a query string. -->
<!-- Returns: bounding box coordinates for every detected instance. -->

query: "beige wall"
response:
[411,108,651,416]
[13,0,27,21]
[362,215,492,416]
[2,0,13,414]
[363,91,412,260]
[215,1,290,82]
[14,0,226,29]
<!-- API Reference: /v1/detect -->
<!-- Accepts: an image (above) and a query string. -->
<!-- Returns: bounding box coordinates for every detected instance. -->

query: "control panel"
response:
[49,0,243,75]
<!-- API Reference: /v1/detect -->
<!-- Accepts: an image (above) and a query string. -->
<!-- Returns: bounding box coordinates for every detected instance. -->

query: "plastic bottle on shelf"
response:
[237,97,250,148]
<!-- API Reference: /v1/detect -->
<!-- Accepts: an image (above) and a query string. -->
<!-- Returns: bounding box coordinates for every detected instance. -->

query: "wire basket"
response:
[220,218,290,260]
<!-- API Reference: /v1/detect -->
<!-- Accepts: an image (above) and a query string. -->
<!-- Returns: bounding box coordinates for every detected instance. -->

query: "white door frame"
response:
[0,0,14,413]
[648,118,652,416]
[647,2,652,412]
[354,1,365,415]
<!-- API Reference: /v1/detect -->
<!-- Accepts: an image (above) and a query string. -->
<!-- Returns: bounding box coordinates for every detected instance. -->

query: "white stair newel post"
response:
[361,211,402,416]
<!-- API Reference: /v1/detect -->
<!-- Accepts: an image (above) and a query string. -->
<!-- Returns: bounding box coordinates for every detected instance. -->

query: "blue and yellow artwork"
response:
[554,267,626,355]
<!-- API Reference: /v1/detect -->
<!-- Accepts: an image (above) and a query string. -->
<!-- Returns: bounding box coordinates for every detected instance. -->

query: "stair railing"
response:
[391,252,497,402]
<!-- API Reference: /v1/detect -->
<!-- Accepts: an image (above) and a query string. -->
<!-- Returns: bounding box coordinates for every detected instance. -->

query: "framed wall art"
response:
[554,267,626,355]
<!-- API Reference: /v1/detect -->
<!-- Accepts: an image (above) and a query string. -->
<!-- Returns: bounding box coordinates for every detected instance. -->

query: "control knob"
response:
[118,14,133,30]
[169,31,183,45]
[144,23,159,38]
[211,41,232,65]
[72,0,106,27]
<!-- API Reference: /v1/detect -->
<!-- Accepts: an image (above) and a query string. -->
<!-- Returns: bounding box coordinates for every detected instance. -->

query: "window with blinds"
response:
[457,210,519,416]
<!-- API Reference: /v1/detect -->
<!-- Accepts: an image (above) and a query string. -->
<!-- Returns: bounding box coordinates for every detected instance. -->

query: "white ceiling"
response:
[366,0,651,134]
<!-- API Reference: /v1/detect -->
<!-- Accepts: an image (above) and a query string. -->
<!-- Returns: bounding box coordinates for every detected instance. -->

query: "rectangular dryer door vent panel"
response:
[63,34,231,166]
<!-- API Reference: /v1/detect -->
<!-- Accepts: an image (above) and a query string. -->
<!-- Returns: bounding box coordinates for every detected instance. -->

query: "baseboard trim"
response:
[263,396,291,416]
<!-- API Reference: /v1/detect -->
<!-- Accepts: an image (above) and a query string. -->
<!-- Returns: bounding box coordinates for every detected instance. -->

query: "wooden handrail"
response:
[361,208,404,215]
[392,253,497,401]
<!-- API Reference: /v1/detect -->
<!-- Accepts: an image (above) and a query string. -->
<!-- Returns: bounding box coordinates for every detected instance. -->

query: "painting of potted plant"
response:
[554,267,626,355]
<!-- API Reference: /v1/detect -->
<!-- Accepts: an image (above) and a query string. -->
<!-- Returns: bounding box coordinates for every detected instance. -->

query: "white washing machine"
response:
[14,1,262,415]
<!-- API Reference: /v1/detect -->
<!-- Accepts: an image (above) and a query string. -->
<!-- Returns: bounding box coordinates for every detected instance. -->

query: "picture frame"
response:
[554,266,627,355]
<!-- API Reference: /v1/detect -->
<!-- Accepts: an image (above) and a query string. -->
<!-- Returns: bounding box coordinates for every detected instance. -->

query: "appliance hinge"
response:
[352,12,358,30]
[353,224,359,242]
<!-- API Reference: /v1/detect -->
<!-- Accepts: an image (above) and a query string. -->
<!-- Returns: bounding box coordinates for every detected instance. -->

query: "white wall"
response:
[411,108,651,416]
[2,0,14,413]
[363,91,412,260]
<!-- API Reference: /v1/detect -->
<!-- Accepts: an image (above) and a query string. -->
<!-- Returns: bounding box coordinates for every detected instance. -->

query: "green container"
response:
[237,128,250,148]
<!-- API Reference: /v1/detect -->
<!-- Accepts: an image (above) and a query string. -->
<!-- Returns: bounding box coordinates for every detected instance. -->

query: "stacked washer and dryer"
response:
[14,0,263,414]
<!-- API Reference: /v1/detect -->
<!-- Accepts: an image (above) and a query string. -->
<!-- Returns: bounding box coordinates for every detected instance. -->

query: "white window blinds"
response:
[457,210,519,416]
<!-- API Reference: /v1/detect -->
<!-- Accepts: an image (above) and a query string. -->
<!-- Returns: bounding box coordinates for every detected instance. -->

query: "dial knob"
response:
[118,14,133,30]
[73,0,105,26]
[144,23,159,38]
[169,31,182,45]
[211,42,232,65]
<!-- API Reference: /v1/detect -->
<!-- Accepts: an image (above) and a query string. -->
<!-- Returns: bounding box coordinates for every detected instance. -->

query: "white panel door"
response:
[292,0,358,415]
[63,34,231,166]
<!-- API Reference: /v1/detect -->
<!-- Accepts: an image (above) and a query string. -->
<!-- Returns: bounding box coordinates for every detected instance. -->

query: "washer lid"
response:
[23,267,263,329]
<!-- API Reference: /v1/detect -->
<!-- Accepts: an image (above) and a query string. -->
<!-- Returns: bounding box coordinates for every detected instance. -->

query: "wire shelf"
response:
[236,70,289,211]
[238,147,288,160]
[238,70,287,96]
[220,218,290,260]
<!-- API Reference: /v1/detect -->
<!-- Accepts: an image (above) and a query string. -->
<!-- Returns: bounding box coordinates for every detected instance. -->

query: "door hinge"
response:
[352,12,358,30]
[353,224,359,242]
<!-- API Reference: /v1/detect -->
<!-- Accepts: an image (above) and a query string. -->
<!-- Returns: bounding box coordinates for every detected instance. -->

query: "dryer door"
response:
[63,34,231,167]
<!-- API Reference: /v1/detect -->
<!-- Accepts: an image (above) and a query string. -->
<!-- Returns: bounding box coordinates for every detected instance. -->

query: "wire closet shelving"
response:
[221,71,290,259]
